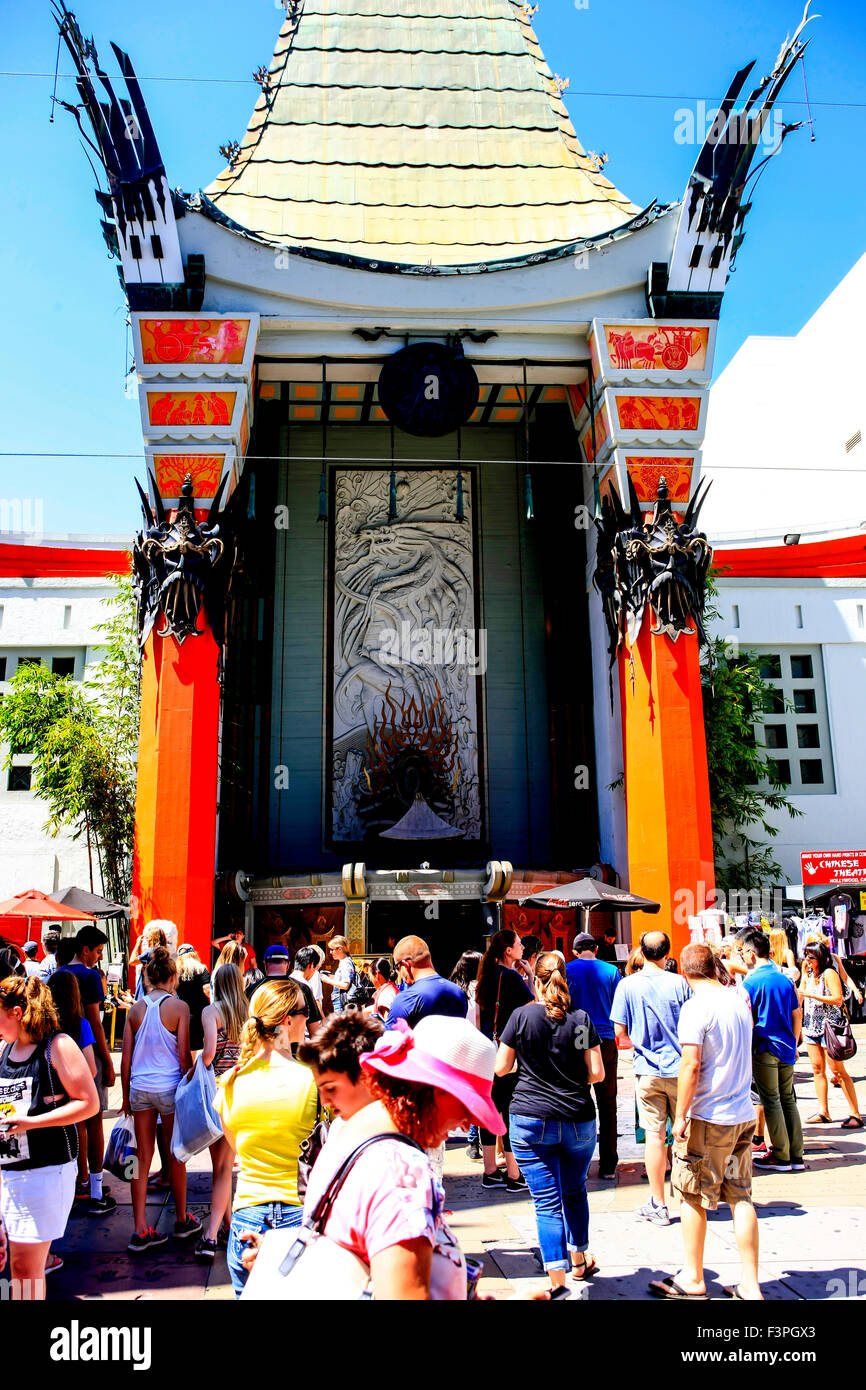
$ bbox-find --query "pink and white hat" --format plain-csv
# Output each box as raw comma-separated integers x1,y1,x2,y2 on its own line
360,1016,506,1136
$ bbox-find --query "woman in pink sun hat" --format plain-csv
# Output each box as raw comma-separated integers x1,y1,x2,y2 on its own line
299,1015,505,1300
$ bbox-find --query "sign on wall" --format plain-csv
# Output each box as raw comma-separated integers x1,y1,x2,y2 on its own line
800,850,866,886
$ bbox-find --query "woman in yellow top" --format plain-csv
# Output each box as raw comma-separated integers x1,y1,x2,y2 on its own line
214,978,316,1297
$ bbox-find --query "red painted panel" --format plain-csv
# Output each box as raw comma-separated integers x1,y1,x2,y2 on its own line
0,543,129,579
715,535,866,578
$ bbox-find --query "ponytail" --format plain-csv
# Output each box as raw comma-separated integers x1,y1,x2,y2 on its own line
0,974,59,1042
533,952,571,1023
222,979,301,1101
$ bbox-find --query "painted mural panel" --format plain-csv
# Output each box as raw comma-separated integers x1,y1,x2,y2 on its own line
330,468,482,843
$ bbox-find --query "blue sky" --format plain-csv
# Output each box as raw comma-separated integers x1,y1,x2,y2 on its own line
1,0,864,536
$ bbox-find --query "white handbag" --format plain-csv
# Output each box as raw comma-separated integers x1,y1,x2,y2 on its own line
240,1133,422,1301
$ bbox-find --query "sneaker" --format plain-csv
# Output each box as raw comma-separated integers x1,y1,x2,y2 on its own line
174,1212,203,1241
481,1170,507,1189
636,1200,671,1226
72,1181,90,1211
87,1192,117,1217
790,1161,807,1172
598,1169,618,1182
194,1236,218,1263
752,1155,792,1172
505,1174,528,1193
465,1136,482,1161
128,1226,169,1253
751,1138,769,1157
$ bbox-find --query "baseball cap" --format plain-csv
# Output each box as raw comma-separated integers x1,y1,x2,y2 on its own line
23,941,39,957
264,944,290,963
572,932,598,953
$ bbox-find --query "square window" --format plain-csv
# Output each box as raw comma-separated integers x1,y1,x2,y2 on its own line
52,657,75,678
7,765,32,791
800,759,824,784
18,656,41,669
0,657,5,681
759,654,782,679
767,758,791,785
793,689,817,713
761,689,785,714
764,724,788,749
797,724,820,749
790,654,813,679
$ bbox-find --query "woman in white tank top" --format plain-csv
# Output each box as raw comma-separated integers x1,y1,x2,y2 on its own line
120,947,200,1253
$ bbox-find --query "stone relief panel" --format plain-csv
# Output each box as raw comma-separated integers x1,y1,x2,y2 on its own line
330,468,482,842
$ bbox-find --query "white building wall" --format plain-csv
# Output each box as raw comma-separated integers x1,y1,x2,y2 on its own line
712,575,866,884
702,252,866,542
0,567,126,902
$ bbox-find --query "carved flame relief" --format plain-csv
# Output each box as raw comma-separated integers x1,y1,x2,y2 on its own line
365,682,458,797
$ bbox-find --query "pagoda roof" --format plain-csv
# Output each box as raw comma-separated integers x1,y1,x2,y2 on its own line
202,0,640,269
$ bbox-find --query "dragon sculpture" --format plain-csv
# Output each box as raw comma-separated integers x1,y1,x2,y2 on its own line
593,475,713,663
132,472,246,648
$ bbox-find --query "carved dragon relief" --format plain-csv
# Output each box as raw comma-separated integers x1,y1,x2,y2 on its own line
593,474,713,663
132,472,245,648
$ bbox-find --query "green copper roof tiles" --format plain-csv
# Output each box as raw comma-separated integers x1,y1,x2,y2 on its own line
203,0,639,266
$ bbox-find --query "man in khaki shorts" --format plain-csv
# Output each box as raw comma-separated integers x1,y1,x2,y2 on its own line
611,931,691,1225
649,943,762,1301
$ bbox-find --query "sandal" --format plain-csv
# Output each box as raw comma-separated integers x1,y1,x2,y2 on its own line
45,1254,64,1274
648,1276,708,1300
571,1254,598,1279
805,1113,832,1124
840,1116,864,1129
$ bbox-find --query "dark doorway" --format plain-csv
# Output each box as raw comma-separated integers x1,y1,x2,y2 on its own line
368,900,489,979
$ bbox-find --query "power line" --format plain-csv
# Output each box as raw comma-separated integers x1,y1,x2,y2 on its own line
1,452,865,475
2,70,865,109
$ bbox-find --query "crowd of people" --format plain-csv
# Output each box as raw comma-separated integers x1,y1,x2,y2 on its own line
0,911,861,1301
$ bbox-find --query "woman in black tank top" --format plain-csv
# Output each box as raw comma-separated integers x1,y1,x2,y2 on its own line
0,975,99,1299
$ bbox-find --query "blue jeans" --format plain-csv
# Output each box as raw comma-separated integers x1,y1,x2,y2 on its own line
227,1201,304,1298
509,1115,597,1271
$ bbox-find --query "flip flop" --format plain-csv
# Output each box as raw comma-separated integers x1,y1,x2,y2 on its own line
648,1276,709,1300
806,1114,832,1124
723,1284,746,1300
839,1116,864,1129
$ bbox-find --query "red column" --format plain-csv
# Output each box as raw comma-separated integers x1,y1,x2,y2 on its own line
620,620,715,960
131,625,220,961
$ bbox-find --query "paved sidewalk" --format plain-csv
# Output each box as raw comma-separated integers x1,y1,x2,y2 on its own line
44,1028,866,1301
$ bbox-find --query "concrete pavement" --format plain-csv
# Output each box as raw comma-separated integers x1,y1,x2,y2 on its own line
42,1026,866,1301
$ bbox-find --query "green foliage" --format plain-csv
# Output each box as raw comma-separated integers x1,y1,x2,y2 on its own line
701,570,801,890
0,573,139,903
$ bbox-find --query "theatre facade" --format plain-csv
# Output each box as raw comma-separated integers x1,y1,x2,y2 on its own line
54,0,815,969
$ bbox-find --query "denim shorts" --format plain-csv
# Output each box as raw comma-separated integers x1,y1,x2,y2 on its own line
129,1086,177,1116
228,1201,304,1298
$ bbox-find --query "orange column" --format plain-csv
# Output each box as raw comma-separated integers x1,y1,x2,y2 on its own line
620,620,715,960
131,625,221,962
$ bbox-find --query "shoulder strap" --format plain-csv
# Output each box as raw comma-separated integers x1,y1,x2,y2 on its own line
310,1133,422,1233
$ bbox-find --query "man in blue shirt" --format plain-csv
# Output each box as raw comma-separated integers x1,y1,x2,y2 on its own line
611,931,692,1224
739,930,804,1172
566,931,622,1179
387,935,468,1027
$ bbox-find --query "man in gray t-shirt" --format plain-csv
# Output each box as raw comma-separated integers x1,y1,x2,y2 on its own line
649,943,760,1303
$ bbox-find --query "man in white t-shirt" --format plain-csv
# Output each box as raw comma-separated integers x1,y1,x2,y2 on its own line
649,943,762,1302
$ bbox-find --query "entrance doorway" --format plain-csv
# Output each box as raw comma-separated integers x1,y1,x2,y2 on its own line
368,900,490,979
